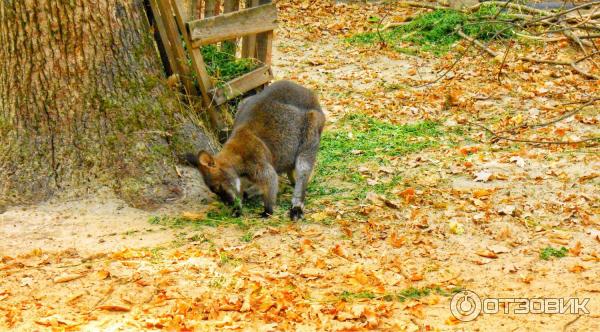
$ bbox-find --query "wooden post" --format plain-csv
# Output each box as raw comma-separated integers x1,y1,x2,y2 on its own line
170,0,223,132
144,0,173,76
173,0,199,22
256,0,272,65
204,0,218,17
241,0,259,58
154,0,198,95
222,0,240,55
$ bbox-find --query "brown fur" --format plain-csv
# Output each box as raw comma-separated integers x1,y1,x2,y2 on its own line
187,80,325,220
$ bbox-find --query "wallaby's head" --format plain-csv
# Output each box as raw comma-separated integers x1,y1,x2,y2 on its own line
195,151,242,211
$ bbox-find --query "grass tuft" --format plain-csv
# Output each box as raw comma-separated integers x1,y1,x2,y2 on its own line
540,246,568,260
200,45,259,86
348,6,514,55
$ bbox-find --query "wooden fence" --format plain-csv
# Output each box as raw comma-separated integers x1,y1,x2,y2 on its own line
147,0,276,132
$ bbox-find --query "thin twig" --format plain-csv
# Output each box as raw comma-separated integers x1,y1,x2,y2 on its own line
563,315,582,332
468,121,599,145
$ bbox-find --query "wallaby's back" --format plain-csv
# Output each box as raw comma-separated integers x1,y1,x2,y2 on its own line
231,80,323,172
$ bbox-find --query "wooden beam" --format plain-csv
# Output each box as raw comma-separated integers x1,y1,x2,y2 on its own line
154,0,198,95
210,66,273,106
188,3,277,48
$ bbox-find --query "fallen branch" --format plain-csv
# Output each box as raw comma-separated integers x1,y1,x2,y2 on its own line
468,121,600,146
457,28,600,79
495,98,600,135
468,1,551,16
394,1,446,11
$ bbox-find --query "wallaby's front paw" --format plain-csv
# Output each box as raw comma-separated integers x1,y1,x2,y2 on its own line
289,206,304,221
260,210,273,218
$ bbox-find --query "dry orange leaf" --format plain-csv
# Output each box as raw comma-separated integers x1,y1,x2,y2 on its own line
331,244,345,257
389,232,406,248
97,305,130,312
569,241,582,256
54,273,84,283
399,187,415,204
569,265,586,273
97,270,110,280
476,250,498,259
409,273,424,282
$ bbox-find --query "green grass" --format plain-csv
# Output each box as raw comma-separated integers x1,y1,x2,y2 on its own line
540,246,568,260
149,114,445,227
347,6,515,55
340,287,463,302
308,114,442,203
200,45,259,86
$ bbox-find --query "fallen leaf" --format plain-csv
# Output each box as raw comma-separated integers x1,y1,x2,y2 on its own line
97,305,130,312
474,170,492,182
409,273,424,281
449,220,465,235
509,156,526,168
389,232,406,248
476,250,498,259
569,241,582,256
569,265,585,273
54,273,84,283
488,245,510,254
399,187,415,204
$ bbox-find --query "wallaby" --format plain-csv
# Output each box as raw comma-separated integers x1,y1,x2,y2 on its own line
186,80,326,220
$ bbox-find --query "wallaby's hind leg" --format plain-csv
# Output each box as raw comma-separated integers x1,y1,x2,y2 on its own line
290,110,325,221
287,170,296,186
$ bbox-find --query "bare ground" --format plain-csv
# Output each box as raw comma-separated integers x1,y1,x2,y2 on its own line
1,1,599,331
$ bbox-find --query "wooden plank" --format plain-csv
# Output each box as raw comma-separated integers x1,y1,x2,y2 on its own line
222,0,240,55
155,0,198,95
173,0,194,22
261,30,273,65
188,3,277,47
241,0,259,58
256,0,272,64
210,66,273,105
170,0,222,130
204,0,218,18
147,0,175,76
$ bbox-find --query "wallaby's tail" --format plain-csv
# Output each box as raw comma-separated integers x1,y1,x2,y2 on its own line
183,152,200,168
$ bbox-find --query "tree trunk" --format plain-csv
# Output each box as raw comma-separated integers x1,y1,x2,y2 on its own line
0,0,217,206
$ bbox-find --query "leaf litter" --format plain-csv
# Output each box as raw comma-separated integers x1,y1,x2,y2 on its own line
1,0,599,330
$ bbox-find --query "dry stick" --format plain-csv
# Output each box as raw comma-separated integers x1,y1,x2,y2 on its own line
568,0,600,69
456,29,600,79
394,1,446,11
468,1,551,16
563,315,582,332
495,98,600,135
497,40,514,82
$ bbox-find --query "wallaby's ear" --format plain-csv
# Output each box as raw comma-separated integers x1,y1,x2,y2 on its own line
198,150,215,168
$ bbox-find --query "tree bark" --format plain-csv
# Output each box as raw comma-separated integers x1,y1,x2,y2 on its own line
0,0,217,206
